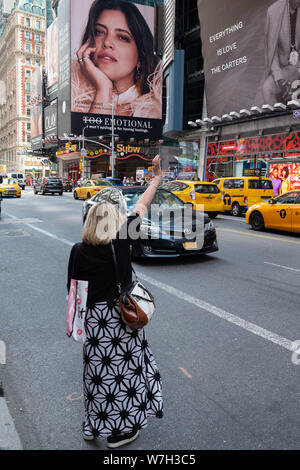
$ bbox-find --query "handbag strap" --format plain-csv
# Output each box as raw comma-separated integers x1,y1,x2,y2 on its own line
110,242,122,294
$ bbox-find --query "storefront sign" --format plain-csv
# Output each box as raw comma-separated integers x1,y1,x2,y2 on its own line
208,132,300,157
116,144,141,154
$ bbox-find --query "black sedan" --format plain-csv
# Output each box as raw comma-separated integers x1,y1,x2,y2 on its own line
82,186,219,259
62,179,73,192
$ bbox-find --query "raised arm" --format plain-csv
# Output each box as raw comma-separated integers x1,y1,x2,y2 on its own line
134,155,162,219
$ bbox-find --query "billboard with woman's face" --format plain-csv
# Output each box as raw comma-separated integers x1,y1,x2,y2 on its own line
46,19,58,95
70,0,162,140
31,67,43,150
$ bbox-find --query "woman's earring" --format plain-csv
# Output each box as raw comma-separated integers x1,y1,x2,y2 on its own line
136,65,142,80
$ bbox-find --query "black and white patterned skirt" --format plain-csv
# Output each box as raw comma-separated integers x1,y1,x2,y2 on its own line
83,299,163,437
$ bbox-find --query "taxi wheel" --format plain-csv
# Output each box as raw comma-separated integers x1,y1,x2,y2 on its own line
231,202,241,217
250,211,264,231
73,190,78,200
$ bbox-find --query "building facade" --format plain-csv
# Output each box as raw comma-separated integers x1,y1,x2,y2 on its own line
0,0,46,174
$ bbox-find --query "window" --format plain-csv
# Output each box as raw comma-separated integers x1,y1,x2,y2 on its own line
162,181,188,192
25,43,31,53
36,46,41,55
26,18,30,27
36,20,41,29
26,57,31,65
36,59,40,66
248,179,273,190
25,82,31,92
195,184,220,194
35,34,41,43
275,192,300,204
25,31,31,41
224,179,234,189
26,95,30,103
27,123,31,130
26,108,31,116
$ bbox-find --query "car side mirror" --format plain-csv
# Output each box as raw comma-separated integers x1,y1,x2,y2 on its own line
268,199,275,204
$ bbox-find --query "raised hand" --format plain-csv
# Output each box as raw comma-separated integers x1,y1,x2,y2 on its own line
77,41,113,110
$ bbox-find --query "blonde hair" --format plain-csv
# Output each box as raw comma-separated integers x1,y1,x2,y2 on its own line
82,202,126,246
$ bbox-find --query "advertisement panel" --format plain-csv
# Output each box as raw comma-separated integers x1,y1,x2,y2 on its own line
197,0,300,117
31,66,43,150
269,162,300,192
57,0,71,137
44,99,58,148
46,18,58,98
70,0,163,140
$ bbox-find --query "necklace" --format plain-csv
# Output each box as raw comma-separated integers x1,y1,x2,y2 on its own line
288,1,299,65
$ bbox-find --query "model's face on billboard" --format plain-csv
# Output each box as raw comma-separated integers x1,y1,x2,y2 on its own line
92,10,139,91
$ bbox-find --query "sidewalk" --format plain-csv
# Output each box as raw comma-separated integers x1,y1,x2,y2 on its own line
0,347,23,450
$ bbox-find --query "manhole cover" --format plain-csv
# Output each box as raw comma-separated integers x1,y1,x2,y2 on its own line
0,229,29,238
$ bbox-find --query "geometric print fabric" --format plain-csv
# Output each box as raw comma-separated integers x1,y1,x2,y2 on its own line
82,300,163,437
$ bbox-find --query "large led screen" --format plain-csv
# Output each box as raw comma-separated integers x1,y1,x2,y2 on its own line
198,0,300,117
70,0,163,140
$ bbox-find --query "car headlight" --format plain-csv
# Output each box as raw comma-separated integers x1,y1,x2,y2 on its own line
140,223,167,236
205,221,214,231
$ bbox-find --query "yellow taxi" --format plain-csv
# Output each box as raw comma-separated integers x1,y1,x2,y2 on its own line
162,180,224,218
246,190,300,233
213,177,274,216
0,178,21,198
73,180,113,200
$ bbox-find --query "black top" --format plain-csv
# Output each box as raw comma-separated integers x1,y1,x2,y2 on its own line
67,214,140,307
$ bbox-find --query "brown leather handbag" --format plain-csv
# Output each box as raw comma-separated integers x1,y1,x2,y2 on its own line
111,242,156,330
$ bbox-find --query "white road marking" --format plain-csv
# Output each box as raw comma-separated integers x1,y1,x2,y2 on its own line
137,272,297,353
0,340,6,364
0,398,23,449
3,212,298,354
264,262,300,273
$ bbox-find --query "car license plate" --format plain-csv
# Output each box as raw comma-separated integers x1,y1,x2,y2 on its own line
183,242,198,250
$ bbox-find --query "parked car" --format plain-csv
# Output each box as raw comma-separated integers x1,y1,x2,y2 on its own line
82,186,219,258
73,179,113,200
213,176,274,216
0,192,2,217
0,178,21,198
161,180,224,219
246,190,300,233
62,178,73,192
33,177,63,195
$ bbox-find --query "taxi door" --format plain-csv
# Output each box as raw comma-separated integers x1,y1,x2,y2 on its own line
291,195,300,233
264,194,295,231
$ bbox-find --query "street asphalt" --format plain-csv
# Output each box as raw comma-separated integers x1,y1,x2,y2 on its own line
0,187,300,450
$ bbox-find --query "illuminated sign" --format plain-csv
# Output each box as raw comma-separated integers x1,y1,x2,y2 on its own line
116,144,141,154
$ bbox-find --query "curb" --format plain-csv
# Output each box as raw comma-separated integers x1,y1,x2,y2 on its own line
0,382,23,450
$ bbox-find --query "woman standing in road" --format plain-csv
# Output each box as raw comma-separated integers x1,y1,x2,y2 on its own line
67,155,163,449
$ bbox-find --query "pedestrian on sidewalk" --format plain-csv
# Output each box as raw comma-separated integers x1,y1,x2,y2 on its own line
67,155,163,449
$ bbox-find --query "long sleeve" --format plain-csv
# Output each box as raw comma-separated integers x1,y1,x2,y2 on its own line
67,245,76,292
